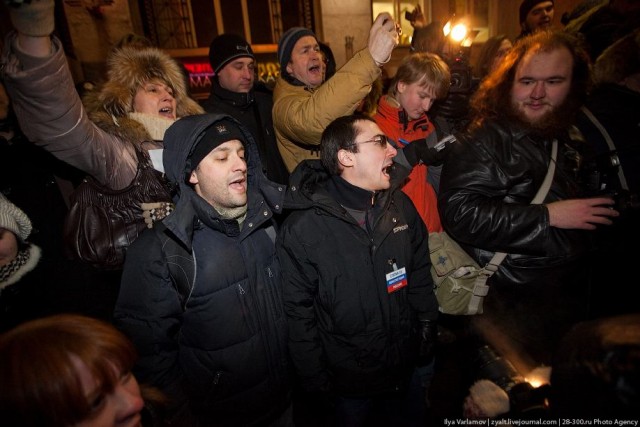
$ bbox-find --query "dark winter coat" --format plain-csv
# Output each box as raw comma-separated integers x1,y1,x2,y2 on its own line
276,160,437,397
439,120,595,364
575,83,640,318
114,114,290,426
203,79,289,185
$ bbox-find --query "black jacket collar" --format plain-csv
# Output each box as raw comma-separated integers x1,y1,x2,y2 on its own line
207,79,254,109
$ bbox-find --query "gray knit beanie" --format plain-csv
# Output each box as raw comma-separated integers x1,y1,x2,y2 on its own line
0,194,32,242
277,27,317,79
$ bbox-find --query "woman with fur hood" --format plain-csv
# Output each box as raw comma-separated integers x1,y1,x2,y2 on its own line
1,0,203,267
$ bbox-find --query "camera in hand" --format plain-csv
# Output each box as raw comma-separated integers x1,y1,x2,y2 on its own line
583,149,639,214
429,43,479,135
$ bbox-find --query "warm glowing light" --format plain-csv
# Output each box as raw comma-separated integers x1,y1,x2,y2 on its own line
450,23,468,42
442,21,451,37
525,366,552,388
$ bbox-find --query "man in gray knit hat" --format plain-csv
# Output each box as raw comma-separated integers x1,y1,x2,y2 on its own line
272,14,402,173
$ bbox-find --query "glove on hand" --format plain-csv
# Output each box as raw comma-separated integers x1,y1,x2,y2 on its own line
7,0,55,37
417,319,437,365
401,138,448,167
368,13,399,66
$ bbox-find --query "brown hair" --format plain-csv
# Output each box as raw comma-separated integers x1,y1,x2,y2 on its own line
0,314,137,426
388,52,451,100
468,30,591,131
474,34,511,80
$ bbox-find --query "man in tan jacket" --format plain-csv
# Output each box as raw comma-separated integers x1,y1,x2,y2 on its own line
273,14,400,173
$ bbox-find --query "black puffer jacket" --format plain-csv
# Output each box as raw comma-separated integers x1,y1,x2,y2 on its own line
277,160,437,397
438,120,594,364
114,114,290,426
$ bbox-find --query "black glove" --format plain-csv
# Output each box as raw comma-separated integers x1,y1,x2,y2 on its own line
401,138,449,167
417,319,437,365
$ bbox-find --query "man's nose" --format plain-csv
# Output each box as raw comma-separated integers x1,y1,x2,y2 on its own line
234,154,248,171
531,81,545,99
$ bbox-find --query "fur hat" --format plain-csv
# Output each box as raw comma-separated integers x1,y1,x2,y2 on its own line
277,27,316,79
96,46,203,119
519,0,554,25
209,34,255,73
0,194,32,242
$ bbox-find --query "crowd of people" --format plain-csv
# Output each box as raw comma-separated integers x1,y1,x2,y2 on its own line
1,0,639,425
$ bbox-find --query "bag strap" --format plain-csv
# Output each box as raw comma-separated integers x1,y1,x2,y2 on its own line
580,106,629,191
466,139,558,314
155,222,195,312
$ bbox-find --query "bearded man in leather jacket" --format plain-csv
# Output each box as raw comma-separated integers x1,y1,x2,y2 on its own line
438,30,619,368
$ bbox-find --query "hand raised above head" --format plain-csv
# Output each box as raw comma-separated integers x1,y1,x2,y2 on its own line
406,4,426,29
7,0,55,37
368,12,400,66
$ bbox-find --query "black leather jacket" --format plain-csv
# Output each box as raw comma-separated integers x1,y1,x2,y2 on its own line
438,120,595,364
439,120,593,285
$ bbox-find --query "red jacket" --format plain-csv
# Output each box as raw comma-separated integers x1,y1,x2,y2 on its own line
374,95,442,233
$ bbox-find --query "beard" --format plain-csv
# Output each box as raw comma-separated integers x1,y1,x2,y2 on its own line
506,96,581,138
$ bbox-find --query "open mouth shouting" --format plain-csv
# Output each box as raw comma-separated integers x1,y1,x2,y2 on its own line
159,106,175,120
229,175,247,193
382,161,394,179
308,63,322,77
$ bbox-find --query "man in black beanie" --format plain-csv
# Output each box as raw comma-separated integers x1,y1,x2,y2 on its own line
518,0,555,39
115,114,293,426
203,33,289,185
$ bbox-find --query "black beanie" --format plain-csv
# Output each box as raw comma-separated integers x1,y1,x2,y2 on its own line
187,119,246,177
277,27,316,78
208,34,255,73
519,0,554,25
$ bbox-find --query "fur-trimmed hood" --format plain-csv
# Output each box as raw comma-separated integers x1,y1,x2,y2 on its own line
82,46,204,142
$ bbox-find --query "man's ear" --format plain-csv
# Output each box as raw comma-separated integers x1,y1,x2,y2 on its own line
338,148,355,168
188,170,199,185
286,62,294,75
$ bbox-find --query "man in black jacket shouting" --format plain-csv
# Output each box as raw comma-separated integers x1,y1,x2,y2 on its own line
114,114,291,426
277,114,438,426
